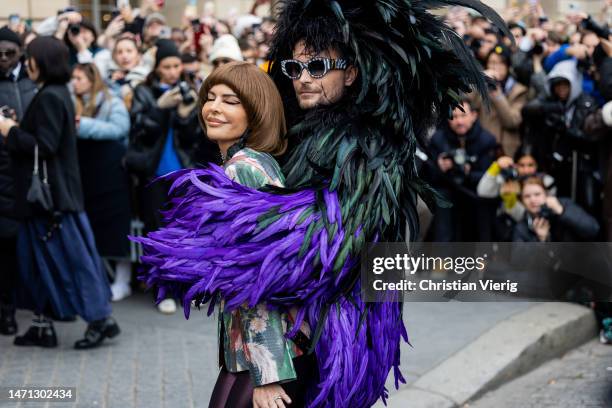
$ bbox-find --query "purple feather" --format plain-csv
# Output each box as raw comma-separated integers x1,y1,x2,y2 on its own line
133,166,408,407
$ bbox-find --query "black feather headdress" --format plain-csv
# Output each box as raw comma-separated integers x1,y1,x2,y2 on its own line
269,0,509,140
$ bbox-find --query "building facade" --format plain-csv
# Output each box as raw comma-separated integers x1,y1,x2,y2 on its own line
0,0,607,31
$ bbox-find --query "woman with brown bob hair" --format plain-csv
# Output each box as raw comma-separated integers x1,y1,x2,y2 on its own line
199,62,316,408
198,61,287,160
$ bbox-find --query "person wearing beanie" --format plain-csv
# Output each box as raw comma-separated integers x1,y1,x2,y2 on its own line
209,34,244,70
0,26,37,337
0,26,35,118
126,38,219,314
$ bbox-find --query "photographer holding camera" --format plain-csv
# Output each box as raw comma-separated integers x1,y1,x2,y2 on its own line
425,98,497,241
513,176,599,242
478,152,556,240
471,44,528,158
522,60,599,214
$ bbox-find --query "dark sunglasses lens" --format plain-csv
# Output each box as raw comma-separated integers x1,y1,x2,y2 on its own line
284,61,303,78
0,50,17,58
307,59,326,77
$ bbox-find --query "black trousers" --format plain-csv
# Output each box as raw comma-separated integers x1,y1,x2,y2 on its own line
208,353,319,408
0,235,18,309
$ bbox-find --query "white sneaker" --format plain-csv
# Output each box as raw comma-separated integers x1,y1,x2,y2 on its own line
110,282,132,302
157,298,177,314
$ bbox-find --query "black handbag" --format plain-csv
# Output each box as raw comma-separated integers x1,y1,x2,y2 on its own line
26,144,54,213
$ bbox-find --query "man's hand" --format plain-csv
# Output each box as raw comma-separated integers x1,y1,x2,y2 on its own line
156,87,182,109
545,196,564,215
253,383,292,408
532,217,550,242
0,118,17,138
177,90,198,118
437,154,454,173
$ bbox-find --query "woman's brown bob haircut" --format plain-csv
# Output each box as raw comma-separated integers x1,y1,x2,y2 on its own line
198,61,287,156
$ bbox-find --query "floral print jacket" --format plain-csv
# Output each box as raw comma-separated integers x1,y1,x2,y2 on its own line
220,147,311,387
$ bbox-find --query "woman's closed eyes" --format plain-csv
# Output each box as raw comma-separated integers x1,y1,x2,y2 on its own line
207,94,241,105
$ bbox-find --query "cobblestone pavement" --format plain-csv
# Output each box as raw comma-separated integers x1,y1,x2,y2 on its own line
468,339,612,408
0,294,533,408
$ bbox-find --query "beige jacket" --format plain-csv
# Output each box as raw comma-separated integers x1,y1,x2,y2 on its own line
472,81,529,158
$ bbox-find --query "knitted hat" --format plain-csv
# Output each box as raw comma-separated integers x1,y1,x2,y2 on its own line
208,34,243,63
155,39,180,67
0,26,22,47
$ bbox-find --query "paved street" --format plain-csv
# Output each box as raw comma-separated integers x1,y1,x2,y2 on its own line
1,294,535,407
468,339,612,408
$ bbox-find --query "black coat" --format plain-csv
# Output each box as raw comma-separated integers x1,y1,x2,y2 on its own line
6,84,83,219
598,57,612,102
426,120,497,190
125,79,218,178
512,198,600,242
522,92,599,167
0,64,37,236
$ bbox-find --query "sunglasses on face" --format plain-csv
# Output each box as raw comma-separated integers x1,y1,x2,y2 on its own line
0,50,17,59
280,57,347,79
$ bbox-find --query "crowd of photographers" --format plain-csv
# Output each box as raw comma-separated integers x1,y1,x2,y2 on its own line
422,2,612,246
0,0,611,344
0,0,274,340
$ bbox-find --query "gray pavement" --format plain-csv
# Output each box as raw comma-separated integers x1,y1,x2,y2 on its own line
0,294,535,407
468,339,612,408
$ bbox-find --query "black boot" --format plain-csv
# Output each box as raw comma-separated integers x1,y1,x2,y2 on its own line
74,316,120,350
0,305,17,335
14,317,57,348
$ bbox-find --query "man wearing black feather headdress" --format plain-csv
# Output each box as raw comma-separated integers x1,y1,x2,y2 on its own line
137,0,509,407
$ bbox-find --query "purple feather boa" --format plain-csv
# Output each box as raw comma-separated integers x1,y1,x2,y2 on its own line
133,165,407,407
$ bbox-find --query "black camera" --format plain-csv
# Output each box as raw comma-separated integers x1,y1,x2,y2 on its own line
178,81,194,105
500,166,519,181
443,148,477,167
441,148,477,185
68,23,81,36
537,204,554,220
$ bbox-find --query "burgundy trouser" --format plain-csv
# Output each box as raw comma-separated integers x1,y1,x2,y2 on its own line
208,353,318,408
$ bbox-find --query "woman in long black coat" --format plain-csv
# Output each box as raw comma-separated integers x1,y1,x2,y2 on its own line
0,37,120,349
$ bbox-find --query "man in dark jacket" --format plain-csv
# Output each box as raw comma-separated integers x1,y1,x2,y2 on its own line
522,59,599,215
425,98,497,241
0,26,36,335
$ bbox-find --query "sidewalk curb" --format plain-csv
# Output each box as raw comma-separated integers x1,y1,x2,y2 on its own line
381,302,598,408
